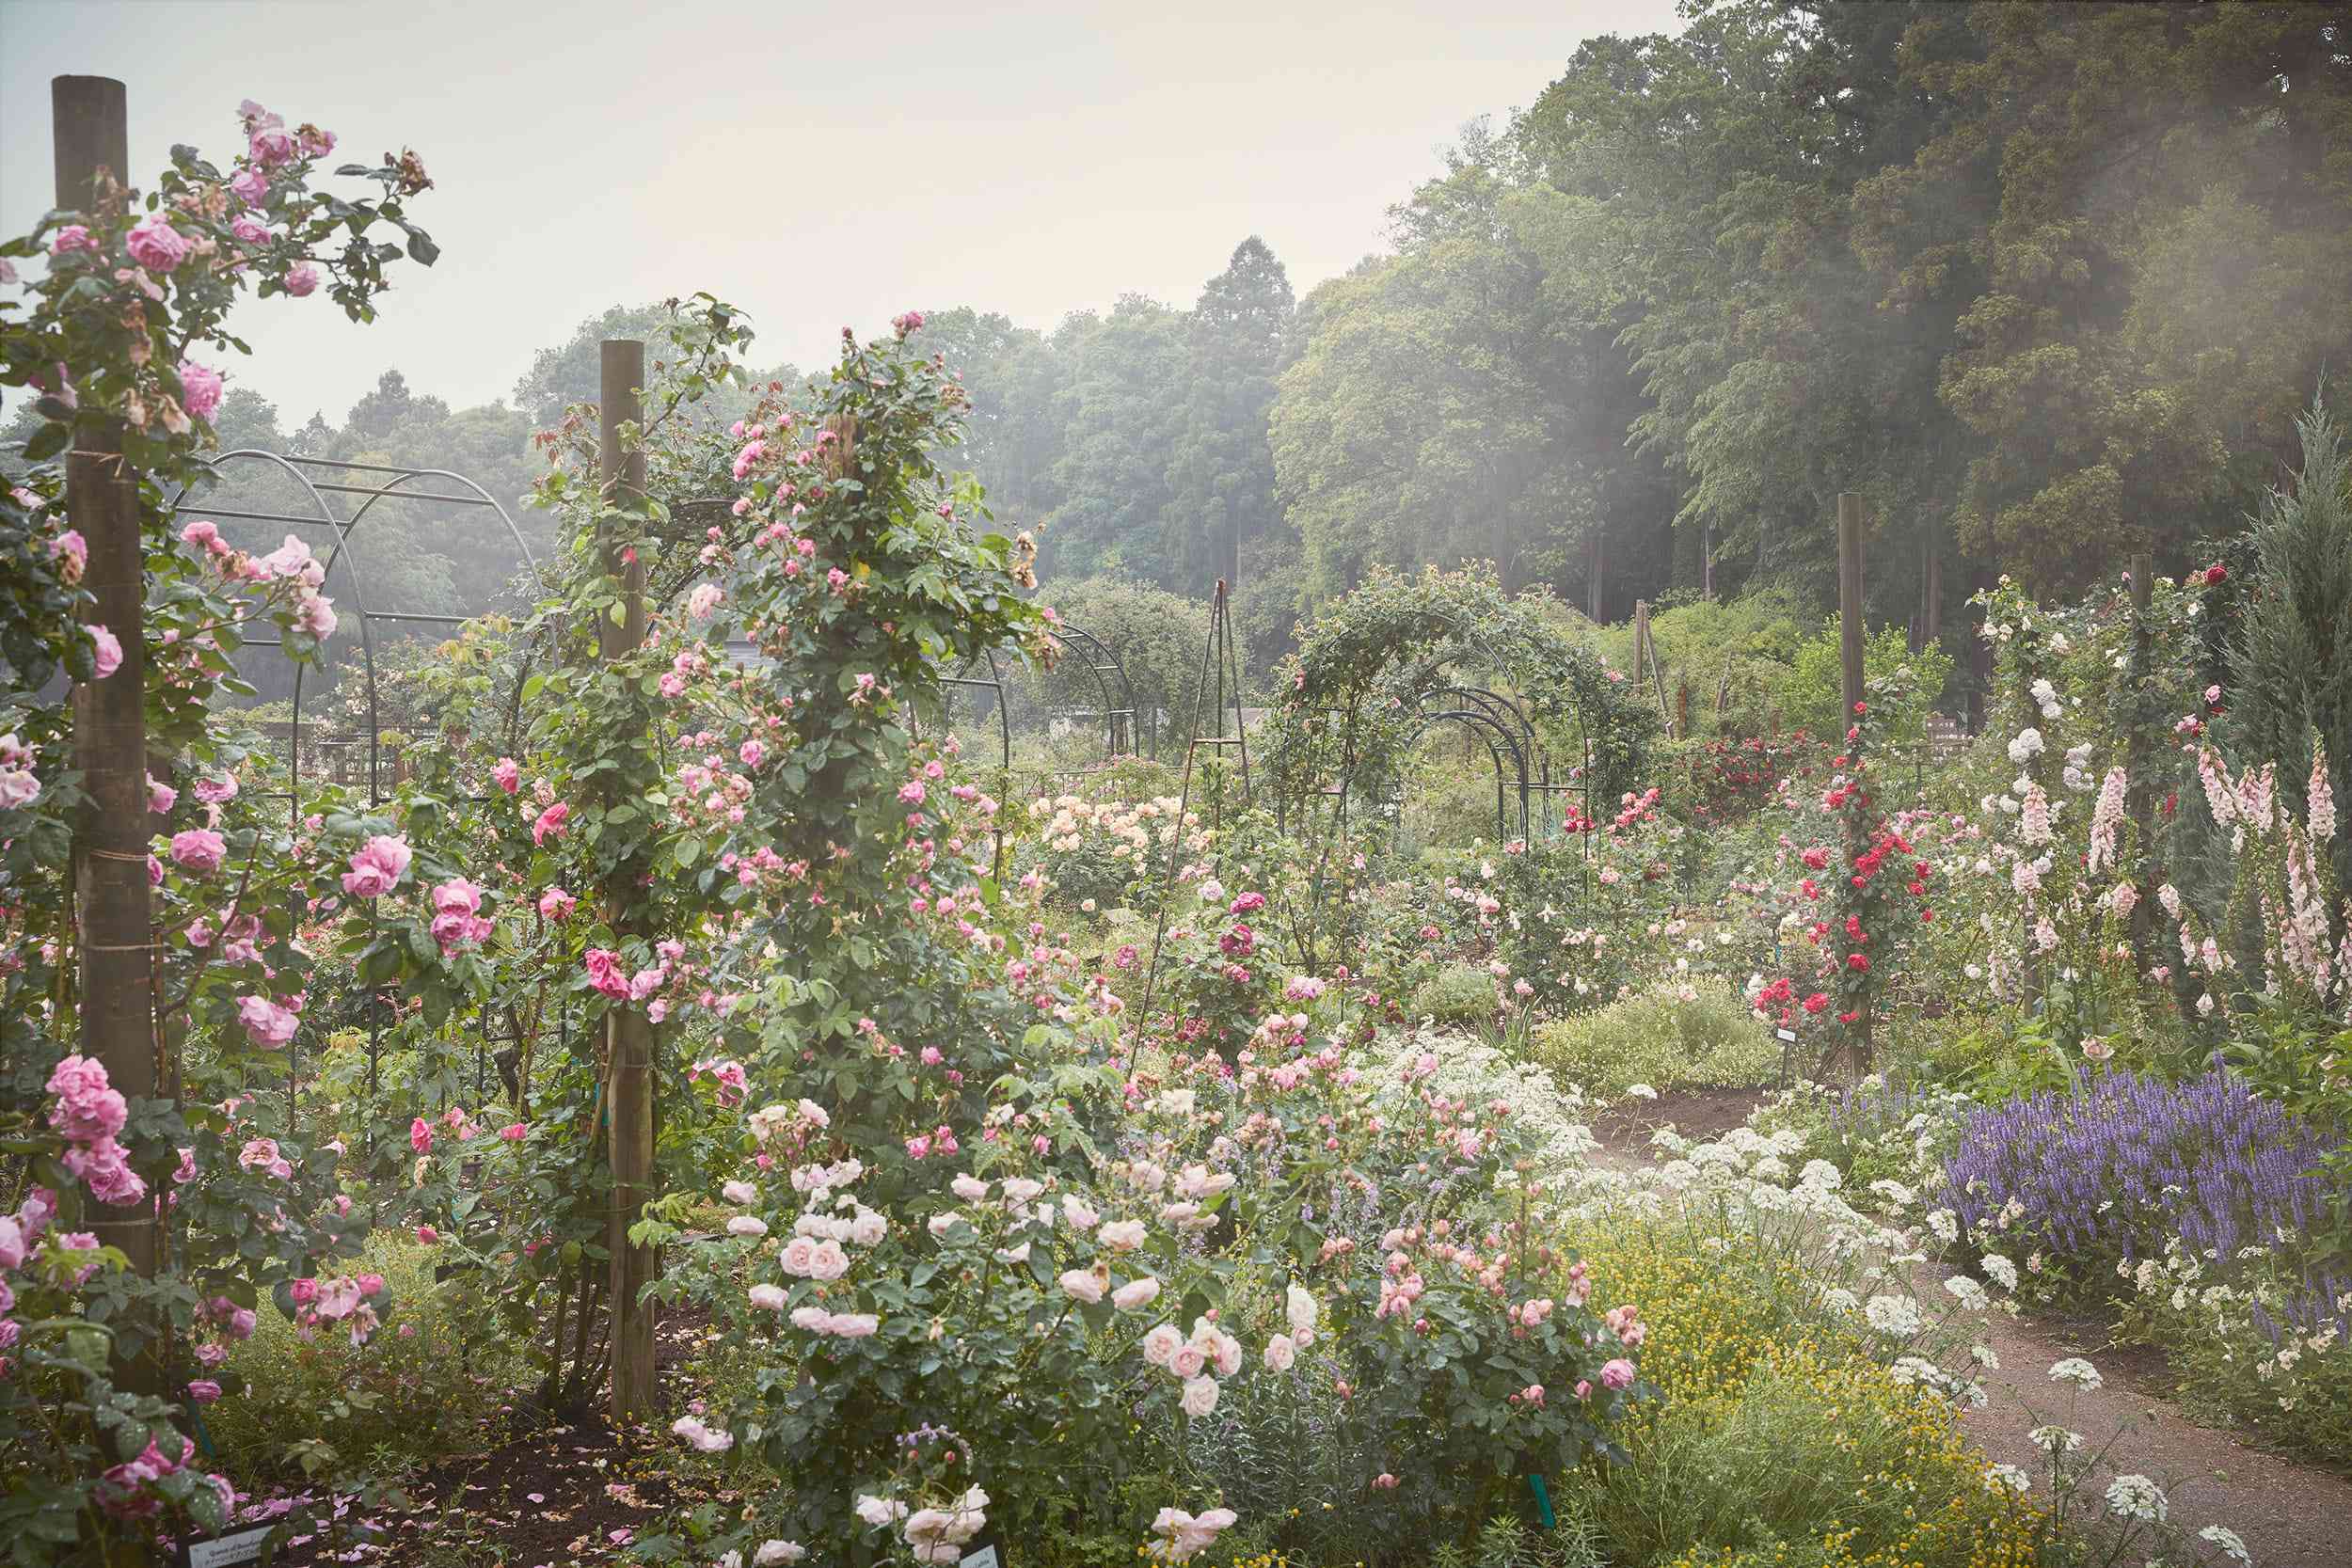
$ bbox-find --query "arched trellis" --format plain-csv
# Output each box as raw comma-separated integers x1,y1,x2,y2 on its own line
167,451,548,1124
167,451,545,822
1043,622,1150,762
1383,705,1531,844
1264,565,1659,845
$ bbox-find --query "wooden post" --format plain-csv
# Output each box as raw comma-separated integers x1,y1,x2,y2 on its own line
1588,528,1605,622
57,75,162,1401
1837,495,1865,723
2125,552,2156,972
1923,518,1942,649
598,340,658,1425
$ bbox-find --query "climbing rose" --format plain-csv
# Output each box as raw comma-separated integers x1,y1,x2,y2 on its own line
340,834,412,897
87,625,123,679
169,829,227,874
177,360,225,422
234,995,299,1048
124,215,189,272
532,801,569,845
491,757,520,794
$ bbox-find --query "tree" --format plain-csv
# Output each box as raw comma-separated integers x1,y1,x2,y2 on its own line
1039,296,1193,584
2227,394,2352,895
1164,237,1295,598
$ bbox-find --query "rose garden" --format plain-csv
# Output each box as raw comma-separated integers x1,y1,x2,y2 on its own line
6,67,2352,1568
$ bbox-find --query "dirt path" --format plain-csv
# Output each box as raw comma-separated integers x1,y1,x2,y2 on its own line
1582,1088,2352,1568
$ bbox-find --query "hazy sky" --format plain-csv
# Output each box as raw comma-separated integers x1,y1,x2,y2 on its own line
3,0,1682,428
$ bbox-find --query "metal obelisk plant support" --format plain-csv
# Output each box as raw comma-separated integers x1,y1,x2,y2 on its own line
1132,578,1251,1046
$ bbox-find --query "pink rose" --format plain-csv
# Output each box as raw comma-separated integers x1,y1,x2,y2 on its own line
87,625,124,680
177,359,224,423
186,1379,222,1404
538,886,577,921
491,757,520,794
125,215,190,272
583,947,629,1000
1599,1357,1635,1391
532,801,569,846
147,774,177,814
281,263,321,298
169,829,228,874
499,1123,527,1143
288,1277,319,1307
410,1117,433,1154
229,168,269,206
340,833,412,897
415,1225,439,1245
234,995,298,1049
51,225,101,257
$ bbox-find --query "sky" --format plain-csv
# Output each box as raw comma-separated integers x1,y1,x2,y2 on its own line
2,0,1683,428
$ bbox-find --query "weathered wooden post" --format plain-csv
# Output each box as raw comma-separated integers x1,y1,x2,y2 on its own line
1837,493,1866,723
57,74,162,1396
2125,552,2156,971
597,340,658,1424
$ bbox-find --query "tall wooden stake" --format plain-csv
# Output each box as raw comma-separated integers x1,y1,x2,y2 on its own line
2124,552,2156,971
58,74,161,1400
598,340,658,1425
1837,494,1866,723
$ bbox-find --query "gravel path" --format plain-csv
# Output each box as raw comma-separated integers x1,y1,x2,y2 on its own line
1581,1087,2352,1568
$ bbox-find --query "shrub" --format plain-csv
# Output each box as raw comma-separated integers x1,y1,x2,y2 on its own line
1526,976,1772,1098
1940,1069,2341,1300
2117,1238,2352,1469
1412,962,1500,1031
204,1232,527,1478
1585,1346,2044,1568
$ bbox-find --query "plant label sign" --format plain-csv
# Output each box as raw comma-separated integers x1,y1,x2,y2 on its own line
1774,1027,1798,1043
961,1538,1006,1568
176,1524,275,1568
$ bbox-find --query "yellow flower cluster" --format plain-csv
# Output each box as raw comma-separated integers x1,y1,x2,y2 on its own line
1567,1217,2046,1568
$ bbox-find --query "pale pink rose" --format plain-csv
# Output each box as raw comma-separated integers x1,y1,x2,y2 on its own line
1112,1277,1161,1311
234,995,298,1048
169,829,228,874
1179,1375,1219,1418
1057,1269,1105,1305
125,216,190,272
176,359,224,422
87,625,123,680
1168,1341,1206,1379
1140,1323,1184,1367
340,834,412,897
